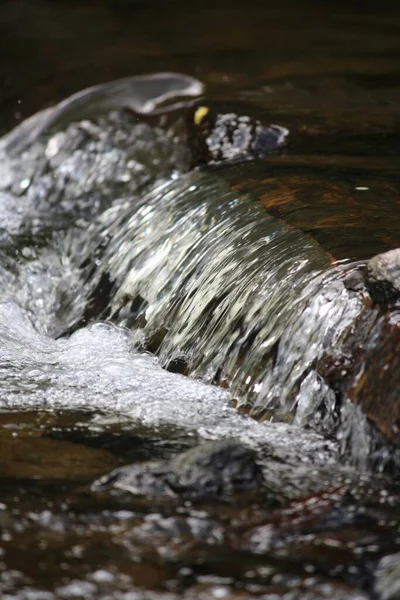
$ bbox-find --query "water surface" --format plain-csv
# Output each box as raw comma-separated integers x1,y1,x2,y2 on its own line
1,2,400,599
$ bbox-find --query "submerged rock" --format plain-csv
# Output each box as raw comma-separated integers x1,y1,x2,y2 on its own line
92,439,263,500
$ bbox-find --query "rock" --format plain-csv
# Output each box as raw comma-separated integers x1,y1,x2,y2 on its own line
91,439,264,500
365,248,400,303
187,102,288,166
316,304,400,473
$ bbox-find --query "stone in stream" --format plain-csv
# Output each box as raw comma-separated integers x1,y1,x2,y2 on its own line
91,439,264,500
365,248,400,304
187,102,288,166
281,249,400,475
315,298,400,474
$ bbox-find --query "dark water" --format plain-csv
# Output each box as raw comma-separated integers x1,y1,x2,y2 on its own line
1,0,400,260
1,1,400,599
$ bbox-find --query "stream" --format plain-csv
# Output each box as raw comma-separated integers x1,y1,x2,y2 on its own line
1,2,400,599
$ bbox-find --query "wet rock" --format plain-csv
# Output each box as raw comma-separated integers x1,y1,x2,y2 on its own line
92,439,263,500
341,309,400,449
187,102,288,166
365,248,400,303
339,399,400,476
316,304,400,473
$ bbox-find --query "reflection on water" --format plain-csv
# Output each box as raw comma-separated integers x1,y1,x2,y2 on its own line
2,0,400,259
1,1,400,598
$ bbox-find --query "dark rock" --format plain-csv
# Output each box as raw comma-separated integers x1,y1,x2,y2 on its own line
186,102,288,166
91,439,263,500
316,304,400,474
345,312,400,448
365,248,400,303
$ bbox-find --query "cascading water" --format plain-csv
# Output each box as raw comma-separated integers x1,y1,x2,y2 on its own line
0,73,348,458
60,169,363,428
0,73,400,600
0,74,386,456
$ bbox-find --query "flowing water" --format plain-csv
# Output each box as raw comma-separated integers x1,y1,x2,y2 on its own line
1,2,400,599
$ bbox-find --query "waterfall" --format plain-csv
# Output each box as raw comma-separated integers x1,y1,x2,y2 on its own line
0,74,391,471
61,169,363,427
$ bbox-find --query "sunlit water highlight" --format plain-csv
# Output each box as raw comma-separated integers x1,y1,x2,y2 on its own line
60,169,363,428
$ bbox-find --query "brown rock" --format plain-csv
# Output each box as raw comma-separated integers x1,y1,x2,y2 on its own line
317,305,400,452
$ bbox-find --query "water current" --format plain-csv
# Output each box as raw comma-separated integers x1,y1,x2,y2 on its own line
1,2,400,599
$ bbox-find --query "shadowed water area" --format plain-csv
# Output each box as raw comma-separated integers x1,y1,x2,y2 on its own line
1,1,400,599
